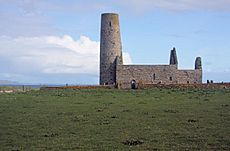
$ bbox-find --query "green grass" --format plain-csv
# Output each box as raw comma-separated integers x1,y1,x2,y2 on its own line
0,88,229,150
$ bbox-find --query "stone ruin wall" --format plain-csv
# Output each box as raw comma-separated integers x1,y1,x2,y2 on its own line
99,13,203,89
116,65,202,89
176,69,202,84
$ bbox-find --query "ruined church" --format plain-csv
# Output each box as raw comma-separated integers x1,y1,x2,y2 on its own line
100,13,202,89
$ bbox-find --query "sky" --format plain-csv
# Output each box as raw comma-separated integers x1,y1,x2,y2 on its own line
0,0,230,84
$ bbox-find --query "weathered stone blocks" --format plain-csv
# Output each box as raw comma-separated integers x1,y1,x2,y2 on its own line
100,13,123,85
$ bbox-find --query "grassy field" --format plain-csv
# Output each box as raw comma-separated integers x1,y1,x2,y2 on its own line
0,88,229,150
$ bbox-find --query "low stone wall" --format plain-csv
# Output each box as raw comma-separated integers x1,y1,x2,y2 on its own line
40,83,230,90
0,90,15,93
40,85,113,90
139,83,230,89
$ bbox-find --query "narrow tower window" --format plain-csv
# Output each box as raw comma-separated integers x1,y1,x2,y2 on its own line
169,77,172,81
109,21,111,27
153,73,156,80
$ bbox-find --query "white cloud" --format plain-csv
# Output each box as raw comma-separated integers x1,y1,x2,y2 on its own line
114,0,230,12
0,35,132,81
0,35,100,75
0,0,55,37
46,35,98,56
123,52,132,64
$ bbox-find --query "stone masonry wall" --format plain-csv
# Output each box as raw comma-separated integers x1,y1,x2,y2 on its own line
100,13,123,85
176,70,202,84
116,65,202,89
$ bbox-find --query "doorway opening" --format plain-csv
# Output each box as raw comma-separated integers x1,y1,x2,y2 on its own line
131,79,137,89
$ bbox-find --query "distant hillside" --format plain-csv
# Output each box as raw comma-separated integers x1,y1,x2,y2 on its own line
0,80,19,85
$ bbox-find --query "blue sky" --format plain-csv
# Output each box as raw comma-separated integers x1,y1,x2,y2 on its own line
0,0,230,84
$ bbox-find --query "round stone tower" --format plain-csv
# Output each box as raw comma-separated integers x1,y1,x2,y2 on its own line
100,13,123,85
